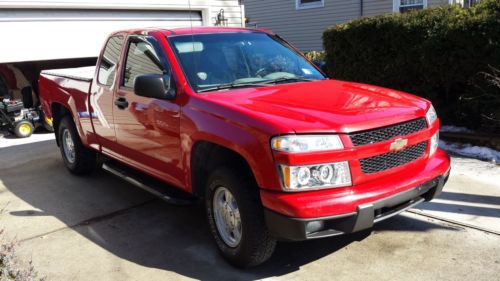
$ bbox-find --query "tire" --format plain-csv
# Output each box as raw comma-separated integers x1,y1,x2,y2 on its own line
206,167,276,268
0,75,8,98
42,120,55,132
58,116,96,175
40,111,54,132
13,120,34,138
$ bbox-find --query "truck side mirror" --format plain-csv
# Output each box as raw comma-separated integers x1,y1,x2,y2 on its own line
134,74,176,100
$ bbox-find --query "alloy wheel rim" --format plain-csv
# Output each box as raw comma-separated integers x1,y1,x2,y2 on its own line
62,129,76,164
213,186,242,247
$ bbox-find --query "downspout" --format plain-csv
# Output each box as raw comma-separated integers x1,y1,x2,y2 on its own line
240,1,245,27
360,0,364,17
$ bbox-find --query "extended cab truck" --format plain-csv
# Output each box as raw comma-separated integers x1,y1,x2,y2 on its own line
39,27,451,268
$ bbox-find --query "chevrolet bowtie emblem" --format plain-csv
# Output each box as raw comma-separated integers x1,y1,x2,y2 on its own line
390,138,408,151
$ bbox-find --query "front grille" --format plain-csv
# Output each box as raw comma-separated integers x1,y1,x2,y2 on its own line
350,118,427,146
360,141,428,174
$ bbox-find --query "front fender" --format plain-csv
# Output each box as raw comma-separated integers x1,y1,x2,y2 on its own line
181,100,283,192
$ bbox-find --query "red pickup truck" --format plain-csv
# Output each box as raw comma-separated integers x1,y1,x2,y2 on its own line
39,27,450,267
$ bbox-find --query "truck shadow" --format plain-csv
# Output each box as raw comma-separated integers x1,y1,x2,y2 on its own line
416,191,500,219
0,140,460,280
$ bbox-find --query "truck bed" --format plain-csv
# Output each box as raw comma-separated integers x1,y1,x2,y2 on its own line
40,66,95,82
39,66,96,146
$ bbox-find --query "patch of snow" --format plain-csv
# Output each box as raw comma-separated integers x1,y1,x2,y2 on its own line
448,157,500,187
440,125,474,133
439,140,500,163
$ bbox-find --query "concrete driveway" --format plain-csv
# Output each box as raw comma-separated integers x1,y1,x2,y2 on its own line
0,133,499,281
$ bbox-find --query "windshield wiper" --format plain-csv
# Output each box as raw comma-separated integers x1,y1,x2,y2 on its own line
197,77,320,93
261,77,318,84
197,82,269,93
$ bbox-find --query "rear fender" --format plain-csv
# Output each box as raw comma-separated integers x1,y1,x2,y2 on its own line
39,74,91,147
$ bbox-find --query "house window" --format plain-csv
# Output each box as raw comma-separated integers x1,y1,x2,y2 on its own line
296,0,324,10
394,0,428,12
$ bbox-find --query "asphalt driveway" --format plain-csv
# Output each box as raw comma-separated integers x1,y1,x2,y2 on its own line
0,133,499,281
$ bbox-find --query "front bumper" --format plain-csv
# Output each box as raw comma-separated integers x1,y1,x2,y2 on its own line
265,173,448,241
261,149,450,241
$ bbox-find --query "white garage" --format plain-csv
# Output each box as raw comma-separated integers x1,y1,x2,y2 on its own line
0,0,245,63
0,0,244,107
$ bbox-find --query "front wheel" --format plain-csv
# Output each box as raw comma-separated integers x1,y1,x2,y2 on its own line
58,116,96,175
206,167,276,268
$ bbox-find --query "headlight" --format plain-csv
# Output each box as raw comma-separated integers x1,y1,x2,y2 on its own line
279,161,351,191
271,135,343,153
426,105,437,125
430,131,439,156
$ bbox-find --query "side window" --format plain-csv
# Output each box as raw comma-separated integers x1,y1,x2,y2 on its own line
397,0,427,12
97,36,124,86
122,40,164,89
296,0,324,10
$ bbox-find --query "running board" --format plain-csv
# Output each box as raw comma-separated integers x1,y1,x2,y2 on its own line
102,161,196,206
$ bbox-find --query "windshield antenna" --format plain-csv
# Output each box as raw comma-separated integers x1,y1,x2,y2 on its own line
188,0,198,89
188,0,193,31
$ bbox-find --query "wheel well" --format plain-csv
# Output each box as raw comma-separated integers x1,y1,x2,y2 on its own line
51,103,71,146
0,74,8,97
191,141,257,198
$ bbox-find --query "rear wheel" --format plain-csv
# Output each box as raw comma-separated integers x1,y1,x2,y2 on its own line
58,116,96,175
13,120,34,138
0,75,8,98
206,167,276,268
40,111,54,132
43,120,55,132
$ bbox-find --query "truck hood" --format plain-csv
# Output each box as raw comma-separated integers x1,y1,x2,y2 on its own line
204,79,430,133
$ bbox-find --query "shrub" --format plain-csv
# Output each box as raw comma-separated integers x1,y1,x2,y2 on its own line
0,216,44,281
304,51,326,62
323,0,500,132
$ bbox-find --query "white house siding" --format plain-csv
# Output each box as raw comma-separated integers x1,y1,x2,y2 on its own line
211,0,245,27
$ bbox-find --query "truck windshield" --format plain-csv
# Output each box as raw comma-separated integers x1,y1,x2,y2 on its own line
168,32,326,93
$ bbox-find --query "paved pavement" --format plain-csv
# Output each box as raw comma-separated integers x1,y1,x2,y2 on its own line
0,133,499,281
0,130,55,148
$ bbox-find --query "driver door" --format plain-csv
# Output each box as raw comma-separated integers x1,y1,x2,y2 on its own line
113,35,183,187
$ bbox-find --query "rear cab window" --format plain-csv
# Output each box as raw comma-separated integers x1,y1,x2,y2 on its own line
97,35,124,86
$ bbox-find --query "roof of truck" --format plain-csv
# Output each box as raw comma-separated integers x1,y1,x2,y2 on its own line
112,26,272,37
164,27,269,35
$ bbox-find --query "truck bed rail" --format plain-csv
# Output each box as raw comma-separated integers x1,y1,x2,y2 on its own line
41,66,95,82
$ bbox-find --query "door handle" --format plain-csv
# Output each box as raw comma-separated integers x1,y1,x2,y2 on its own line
114,97,129,109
